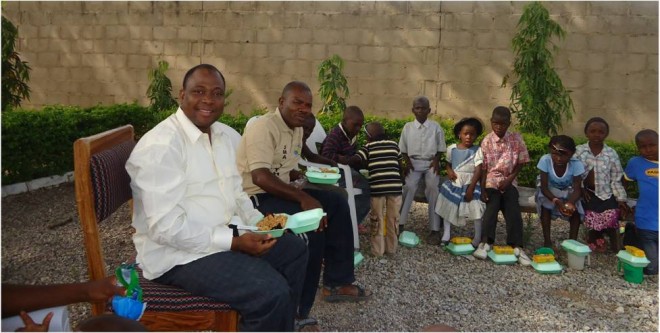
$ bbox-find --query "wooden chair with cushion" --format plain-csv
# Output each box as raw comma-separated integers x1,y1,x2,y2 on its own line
73,125,239,331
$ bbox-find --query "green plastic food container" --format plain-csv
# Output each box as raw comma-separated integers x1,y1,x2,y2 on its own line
399,231,420,248
616,249,651,268
286,208,325,234
561,239,592,270
531,261,563,274
354,251,364,267
252,209,325,237
619,261,645,284
446,243,475,256
487,251,518,265
305,166,341,185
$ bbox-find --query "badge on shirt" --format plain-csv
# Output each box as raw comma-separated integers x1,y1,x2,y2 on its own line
646,168,658,178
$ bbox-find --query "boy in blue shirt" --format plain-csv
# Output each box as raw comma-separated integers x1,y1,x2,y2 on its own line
624,129,658,275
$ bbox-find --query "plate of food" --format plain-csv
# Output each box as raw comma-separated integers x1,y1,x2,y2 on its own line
249,209,326,237
305,166,341,184
252,213,289,237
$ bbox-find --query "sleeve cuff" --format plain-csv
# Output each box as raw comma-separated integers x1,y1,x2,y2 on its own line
248,162,272,171
209,227,234,252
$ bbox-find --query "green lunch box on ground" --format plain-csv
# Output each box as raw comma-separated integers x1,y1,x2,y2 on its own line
531,247,563,274
561,239,592,270
399,231,420,248
616,249,650,284
531,261,563,274
488,251,518,265
446,243,475,256
353,251,364,267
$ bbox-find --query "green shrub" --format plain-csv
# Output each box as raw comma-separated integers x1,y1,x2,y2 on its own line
1,104,640,199
2,104,157,184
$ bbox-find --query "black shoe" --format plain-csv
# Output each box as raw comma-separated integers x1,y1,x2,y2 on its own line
426,231,441,246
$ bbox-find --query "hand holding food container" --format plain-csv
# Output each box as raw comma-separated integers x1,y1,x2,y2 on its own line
236,208,327,238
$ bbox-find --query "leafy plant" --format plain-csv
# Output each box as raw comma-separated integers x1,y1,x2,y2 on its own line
146,60,178,112
502,2,574,136
2,15,31,111
317,54,349,114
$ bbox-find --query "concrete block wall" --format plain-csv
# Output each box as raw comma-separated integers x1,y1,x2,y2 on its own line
3,1,657,141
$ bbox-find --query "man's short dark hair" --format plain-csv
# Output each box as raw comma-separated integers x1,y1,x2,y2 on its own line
281,81,311,98
635,129,659,144
583,116,609,134
491,106,511,121
343,105,364,120
182,64,226,89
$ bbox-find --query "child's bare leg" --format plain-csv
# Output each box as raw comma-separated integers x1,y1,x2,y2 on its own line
541,208,552,247
472,219,482,248
569,213,580,240
607,227,620,252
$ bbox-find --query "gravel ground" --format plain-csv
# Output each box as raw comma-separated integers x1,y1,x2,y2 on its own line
2,182,658,331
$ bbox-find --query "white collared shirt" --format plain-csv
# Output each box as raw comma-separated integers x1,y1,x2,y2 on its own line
399,119,447,160
126,108,262,279
338,123,357,145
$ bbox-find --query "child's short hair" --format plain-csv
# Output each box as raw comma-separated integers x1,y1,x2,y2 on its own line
491,106,511,121
453,117,484,139
635,129,658,144
548,135,576,153
584,117,610,134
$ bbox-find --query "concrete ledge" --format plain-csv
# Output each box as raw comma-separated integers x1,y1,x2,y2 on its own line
2,171,74,197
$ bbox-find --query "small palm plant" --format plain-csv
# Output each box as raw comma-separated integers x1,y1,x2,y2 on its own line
317,54,349,114
147,60,178,112
502,2,575,136
2,16,31,111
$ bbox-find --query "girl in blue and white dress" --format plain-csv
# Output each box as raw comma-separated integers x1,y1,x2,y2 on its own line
435,117,486,248
535,135,585,248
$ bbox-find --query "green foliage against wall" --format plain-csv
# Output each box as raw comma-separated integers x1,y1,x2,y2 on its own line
146,60,178,112
2,15,31,111
503,2,575,136
317,55,349,115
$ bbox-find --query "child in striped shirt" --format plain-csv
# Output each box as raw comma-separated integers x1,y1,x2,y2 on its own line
356,122,404,256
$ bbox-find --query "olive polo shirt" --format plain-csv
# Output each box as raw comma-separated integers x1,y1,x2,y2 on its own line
236,108,304,195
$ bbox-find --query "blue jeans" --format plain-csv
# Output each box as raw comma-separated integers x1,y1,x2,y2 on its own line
637,229,658,275
154,233,308,331
252,188,356,318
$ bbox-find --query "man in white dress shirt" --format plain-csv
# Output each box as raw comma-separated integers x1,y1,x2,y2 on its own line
125,64,308,331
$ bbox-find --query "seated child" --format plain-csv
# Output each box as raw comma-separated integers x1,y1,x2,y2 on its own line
472,106,531,265
535,135,585,248
355,122,404,256
624,129,658,275
435,117,486,248
575,117,628,252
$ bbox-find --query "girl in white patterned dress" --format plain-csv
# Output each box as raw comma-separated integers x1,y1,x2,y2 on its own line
435,118,486,247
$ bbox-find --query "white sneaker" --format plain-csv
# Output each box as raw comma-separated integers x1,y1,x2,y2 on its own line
514,247,531,266
473,243,490,260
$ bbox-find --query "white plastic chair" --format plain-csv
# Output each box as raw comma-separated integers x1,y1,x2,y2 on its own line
299,160,363,249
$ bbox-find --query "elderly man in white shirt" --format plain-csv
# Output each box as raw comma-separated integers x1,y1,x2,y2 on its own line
399,96,447,245
125,64,308,332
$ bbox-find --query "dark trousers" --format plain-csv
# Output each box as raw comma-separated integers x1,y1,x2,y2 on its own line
637,229,658,275
154,233,308,332
482,187,524,247
252,188,355,318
